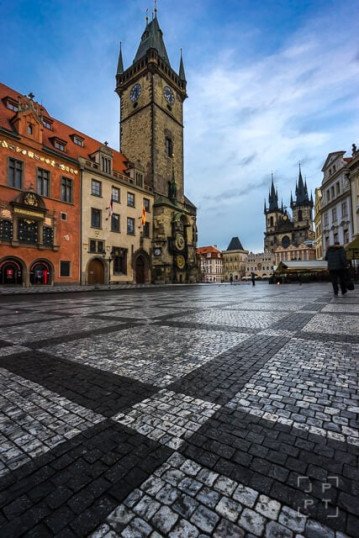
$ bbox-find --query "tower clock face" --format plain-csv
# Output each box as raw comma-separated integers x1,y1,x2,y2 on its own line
163,86,175,105
175,233,185,251
130,83,141,102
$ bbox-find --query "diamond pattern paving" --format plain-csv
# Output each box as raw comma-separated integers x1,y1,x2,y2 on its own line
0,282,357,537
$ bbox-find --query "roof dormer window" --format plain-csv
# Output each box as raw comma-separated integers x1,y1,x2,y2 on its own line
42,117,52,130
52,138,67,152
71,134,84,147
4,98,19,112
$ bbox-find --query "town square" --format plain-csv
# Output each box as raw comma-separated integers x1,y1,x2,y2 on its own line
0,283,358,536
0,0,359,536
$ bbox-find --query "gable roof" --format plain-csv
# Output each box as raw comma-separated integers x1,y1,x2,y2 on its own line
0,82,128,173
133,16,170,66
227,237,244,251
197,246,221,255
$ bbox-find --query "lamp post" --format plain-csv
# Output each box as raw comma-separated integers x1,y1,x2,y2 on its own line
102,250,114,286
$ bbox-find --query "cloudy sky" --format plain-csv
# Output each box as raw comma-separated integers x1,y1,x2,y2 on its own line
1,0,358,251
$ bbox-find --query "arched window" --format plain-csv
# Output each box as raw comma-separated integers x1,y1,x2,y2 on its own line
298,209,303,221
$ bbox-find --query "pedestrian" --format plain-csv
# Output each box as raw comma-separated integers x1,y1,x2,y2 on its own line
251,272,256,286
325,241,348,296
230,275,233,285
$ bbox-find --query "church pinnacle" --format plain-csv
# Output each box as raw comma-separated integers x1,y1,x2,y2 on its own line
133,9,170,65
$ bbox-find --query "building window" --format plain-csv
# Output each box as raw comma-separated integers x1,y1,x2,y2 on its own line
18,219,38,244
165,137,173,157
8,158,23,189
143,198,150,212
61,177,73,203
341,201,348,218
54,139,66,151
43,118,52,129
331,186,335,198
6,99,18,112
332,207,337,222
73,135,84,147
60,261,71,277
91,208,101,228
111,213,120,232
336,182,340,195
113,249,127,275
101,156,111,174
334,233,338,243
344,229,349,243
61,212,67,221
324,212,329,227
111,187,120,203
143,222,150,238
43,227,54,246
91,179,102,197
127,217,135,235
37,169,50,197
27,124,33,135
89,239,104,253
127,192,135,207
0,220,13,242
135,172,143,187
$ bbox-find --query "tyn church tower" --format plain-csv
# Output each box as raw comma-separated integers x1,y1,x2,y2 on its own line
264,167,314,252
115,12,198,283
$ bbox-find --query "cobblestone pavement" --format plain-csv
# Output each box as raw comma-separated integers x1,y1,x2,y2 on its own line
0,283,358,537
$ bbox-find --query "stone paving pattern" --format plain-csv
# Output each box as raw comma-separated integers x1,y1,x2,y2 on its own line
0,283,358,537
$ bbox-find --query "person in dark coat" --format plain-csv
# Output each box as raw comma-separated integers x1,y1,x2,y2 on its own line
325,241,348,296
251,272,256,286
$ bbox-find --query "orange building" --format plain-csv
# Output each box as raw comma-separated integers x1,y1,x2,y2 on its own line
0,83,83,286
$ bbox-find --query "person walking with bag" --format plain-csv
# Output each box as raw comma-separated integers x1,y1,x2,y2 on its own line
325,241,348,296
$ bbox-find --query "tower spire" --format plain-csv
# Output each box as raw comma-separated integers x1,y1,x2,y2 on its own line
268,173,279,211
116,42,124,75
133,7,170,65
179,48,186,81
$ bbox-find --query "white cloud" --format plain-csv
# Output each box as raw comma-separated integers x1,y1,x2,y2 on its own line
185,12,359,251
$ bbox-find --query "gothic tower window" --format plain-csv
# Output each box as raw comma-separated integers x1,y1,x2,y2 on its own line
298,209,302,221
270,216,274,227
165,137,173,158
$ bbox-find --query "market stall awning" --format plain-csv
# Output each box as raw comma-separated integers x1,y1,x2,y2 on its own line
275,260,328,274
345,236,359,260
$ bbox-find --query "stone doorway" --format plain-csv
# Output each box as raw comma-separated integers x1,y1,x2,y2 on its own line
88,259,105,285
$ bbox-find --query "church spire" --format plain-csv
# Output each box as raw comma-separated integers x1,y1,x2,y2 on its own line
295,164,312,206
179,49,186,81
116,42,124,75
267,174,279,212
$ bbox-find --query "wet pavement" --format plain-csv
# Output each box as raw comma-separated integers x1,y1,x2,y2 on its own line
0,282,358,537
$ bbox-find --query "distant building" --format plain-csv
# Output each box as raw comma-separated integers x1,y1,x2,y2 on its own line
273,242,316,266
264,168,314,253
197,246,223,282
320,151,352,252
346,144,359,263
245,251,275,279
222,237,248,282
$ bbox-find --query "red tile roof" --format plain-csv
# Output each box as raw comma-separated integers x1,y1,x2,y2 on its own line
0,82,127,173
197,246,222,255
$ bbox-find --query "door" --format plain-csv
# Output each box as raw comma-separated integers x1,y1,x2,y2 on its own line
0,259,23,285
88,259,104,285
135,256,146,284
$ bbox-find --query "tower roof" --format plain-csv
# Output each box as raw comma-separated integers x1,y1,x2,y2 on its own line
294,164,311,206
227,237,244,251
267,174,279,212
179,50,186,81
133,15,170,65
117,43,124,75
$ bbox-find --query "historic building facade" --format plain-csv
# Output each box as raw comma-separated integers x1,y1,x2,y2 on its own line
314,188,323,260
264,168,315,261
0,85,81,286
80,149,154,285
245,252,275,279
197,246,223,282
320,151,352,252
222,237,248,282
115,14,198,284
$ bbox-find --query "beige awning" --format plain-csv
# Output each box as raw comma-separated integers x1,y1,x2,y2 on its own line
346,236,359,260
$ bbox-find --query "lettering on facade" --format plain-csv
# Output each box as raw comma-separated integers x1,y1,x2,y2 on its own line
13,207,44,218
1,139,79,175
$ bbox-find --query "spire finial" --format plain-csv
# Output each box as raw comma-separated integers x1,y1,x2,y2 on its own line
154,0,158,17
179,48,186,81
116,42,124,75
146,8,149,24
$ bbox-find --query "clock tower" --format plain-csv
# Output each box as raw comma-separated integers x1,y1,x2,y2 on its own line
116,12,198,284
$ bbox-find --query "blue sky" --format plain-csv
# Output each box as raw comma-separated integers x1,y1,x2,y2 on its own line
1,0,358,251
